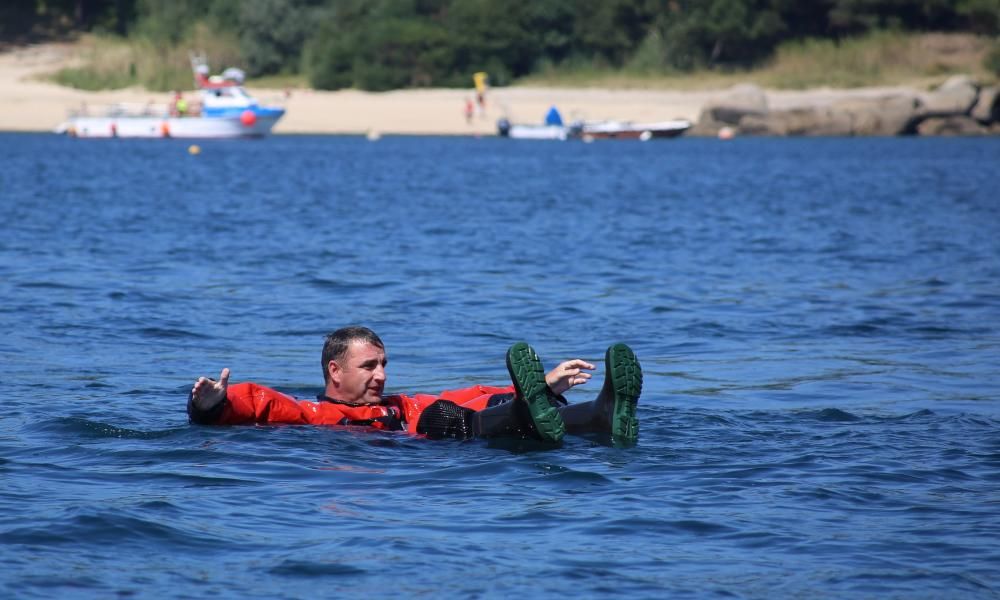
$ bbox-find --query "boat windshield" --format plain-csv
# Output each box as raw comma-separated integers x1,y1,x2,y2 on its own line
204,87,249,99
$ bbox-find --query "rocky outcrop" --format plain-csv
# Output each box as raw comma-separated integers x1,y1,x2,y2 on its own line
691,75,998,137
689,84,768,136
916,116,989,136
832,94,923,135
739,106,852,136
971,86,999,123
918,75,979,117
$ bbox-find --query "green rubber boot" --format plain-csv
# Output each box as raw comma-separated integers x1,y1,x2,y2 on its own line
506,342,566,443
601,343,643,443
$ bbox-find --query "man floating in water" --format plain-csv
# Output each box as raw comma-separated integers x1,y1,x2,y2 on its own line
188,326,642,444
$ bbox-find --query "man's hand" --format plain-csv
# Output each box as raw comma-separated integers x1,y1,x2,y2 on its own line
191,368,230,411
545,359,595,396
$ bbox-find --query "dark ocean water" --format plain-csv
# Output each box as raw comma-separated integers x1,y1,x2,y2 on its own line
1,132,998,599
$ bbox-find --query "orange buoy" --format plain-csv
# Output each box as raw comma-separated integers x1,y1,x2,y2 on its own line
240,110,257,127
161,122,171,137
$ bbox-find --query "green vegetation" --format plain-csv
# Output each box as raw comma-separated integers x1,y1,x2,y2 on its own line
4,0,999,91
49,28,242,91
762,32,995,88
518,31,998,89
987,39,1000,75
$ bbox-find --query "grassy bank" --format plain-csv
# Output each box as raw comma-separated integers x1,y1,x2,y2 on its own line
520,32,998,90
49,28,243,92
48,31,998,92
762,32,996,88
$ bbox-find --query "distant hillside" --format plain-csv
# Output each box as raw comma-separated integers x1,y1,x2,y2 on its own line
6,0,999,91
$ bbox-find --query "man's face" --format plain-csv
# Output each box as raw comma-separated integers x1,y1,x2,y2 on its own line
332,340,387,404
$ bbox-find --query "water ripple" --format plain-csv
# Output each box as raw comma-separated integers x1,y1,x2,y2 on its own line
2,134,998,599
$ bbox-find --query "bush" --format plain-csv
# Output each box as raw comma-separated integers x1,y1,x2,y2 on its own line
49,28,242,92
986,38,1000,75
957,0,1000,35
625,29,668,73
52,66,134,90
353,19,454,90
303,33,355,90
237,0,316,76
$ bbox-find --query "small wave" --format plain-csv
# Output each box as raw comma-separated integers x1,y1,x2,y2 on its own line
822,317,986,339
10,573,103,592
920,277,950,288
3,510,222,549
821,322,885,337
906,324,983,337
135,326,208,340
16,281,82,290
269,559,366,577
106,289,176,303
262,328,327,337
28,416,184,440
538,467,613,487
651,305,678,313
679,320,728,337
466,330,515,341
813,408,861,422
84,381,114,389
306,277,395,291
888,409,935,421
586,517,735,536
942,299,993,309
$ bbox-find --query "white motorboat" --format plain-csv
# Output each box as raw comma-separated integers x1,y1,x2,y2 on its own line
56,56,285,139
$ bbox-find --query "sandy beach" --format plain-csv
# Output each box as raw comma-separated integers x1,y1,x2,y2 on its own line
0,42,922,136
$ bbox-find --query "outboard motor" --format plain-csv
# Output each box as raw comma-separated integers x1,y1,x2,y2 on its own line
567,120,584,139
497,118,511,137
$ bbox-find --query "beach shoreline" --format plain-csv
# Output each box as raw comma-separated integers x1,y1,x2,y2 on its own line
0,42,977,137
0,43,711,136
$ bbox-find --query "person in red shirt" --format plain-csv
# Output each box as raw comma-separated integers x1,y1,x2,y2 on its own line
188,326,641,443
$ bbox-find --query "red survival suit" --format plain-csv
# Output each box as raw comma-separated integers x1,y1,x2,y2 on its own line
189,381,517,436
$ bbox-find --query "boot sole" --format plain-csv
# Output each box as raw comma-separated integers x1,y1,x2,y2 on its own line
506,342,565,443
607,343,642,443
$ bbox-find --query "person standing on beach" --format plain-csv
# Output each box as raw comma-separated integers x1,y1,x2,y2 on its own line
464,98,474,124
473,71,488,117
188,326,642,443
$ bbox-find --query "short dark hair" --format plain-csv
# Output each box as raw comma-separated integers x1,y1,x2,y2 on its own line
321,326,384,382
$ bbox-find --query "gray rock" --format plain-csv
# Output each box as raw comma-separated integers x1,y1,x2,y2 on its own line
940,74,978,91
687,119,725,137
971,85,999,123
720,83,770,115
690,83,769,136
739,107,853,136
734,113,773,136
916,115,989,136
918,74,979,116
831,94,922,136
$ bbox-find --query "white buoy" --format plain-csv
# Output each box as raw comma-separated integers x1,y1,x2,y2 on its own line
639,130,652,141
366,129,381,141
